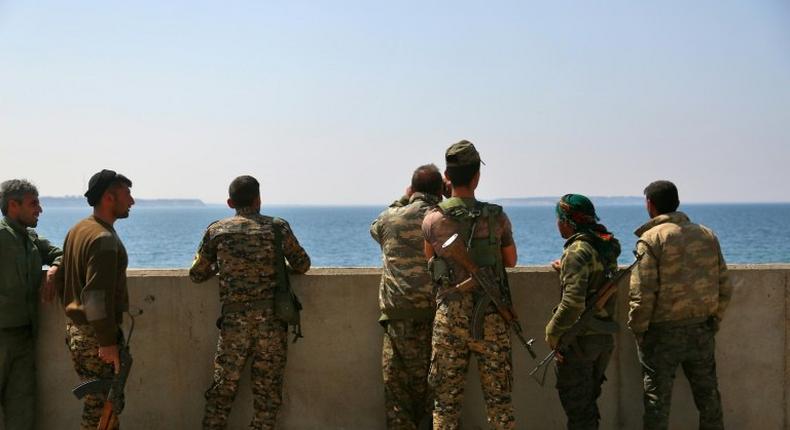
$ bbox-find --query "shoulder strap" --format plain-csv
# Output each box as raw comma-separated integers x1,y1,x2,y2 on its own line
272,217,289,291
437,197,469,217
481,203,502,246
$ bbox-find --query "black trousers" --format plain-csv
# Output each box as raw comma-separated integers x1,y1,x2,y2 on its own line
555,334,614,430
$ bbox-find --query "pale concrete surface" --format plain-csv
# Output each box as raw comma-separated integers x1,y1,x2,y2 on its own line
1,265,786,429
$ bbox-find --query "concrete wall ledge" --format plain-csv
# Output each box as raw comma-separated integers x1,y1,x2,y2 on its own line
8,265,790,429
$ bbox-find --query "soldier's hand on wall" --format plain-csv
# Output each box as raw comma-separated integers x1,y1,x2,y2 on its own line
709,317,720,333
40,265,60,303
551,259,561,272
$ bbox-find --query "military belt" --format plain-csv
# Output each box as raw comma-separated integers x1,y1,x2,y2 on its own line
379,307,435,322
649,315,710,330
581,317,619,334
221,299,273,315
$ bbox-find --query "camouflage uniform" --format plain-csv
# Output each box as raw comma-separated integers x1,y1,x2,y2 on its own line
371,192,440,429
546,233,619,430
629,211,732,430
422,198,516,430
65,323,119,430
190,207,310,430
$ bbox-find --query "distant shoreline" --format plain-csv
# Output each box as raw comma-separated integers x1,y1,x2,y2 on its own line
39,196,789,208
40,196,206,208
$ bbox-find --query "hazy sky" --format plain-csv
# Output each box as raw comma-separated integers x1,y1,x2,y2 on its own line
1,1,788,205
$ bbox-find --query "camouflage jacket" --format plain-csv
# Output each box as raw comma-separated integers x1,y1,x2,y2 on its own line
189,208,311,305
370,192,440,319
628,211,732,334
546,232,619,341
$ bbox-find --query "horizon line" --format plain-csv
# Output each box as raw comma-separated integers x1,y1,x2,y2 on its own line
38,195,790,206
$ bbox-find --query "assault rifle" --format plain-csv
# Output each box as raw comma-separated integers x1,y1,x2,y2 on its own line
439,233,537,359
529,252,643,386
72,310,141,430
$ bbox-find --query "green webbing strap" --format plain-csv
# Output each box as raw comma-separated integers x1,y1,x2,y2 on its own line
272,218,288,292
272,218,302,341
487,206,496,245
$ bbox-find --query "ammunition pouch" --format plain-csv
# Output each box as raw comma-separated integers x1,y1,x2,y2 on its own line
274,287,302,327
428,256,450,284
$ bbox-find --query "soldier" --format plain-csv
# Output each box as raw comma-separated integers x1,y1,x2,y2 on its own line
0,179,62,430
629,180,732,430
190,175,311,430
422,141,518,430
60,169,134,430
370,164,445,430
545,194,621,430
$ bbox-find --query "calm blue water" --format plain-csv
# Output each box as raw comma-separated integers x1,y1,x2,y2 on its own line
33,204,790,268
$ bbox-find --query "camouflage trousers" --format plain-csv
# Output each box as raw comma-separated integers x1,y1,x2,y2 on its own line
0,325,35,430
637,321,723,430
554,334,613,430
65,323,119,430
203,309,288,430
382,318,433,430
429,296,514,430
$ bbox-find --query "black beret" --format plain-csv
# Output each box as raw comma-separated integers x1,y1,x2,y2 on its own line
84,169,132,206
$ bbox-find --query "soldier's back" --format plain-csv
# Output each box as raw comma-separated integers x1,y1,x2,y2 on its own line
639,212,725,323
209,213,279,304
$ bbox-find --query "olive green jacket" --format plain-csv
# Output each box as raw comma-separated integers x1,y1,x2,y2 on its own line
0,216,62,329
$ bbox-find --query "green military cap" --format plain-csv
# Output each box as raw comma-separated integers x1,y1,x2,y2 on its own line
445,140,485,167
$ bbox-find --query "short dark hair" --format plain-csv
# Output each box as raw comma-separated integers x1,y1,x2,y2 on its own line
228,175,260,207
644,180,679,214
0,179,38,215
411,164,443,196
445,162,480,187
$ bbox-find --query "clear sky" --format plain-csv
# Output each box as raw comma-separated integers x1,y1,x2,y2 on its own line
1,1,788,205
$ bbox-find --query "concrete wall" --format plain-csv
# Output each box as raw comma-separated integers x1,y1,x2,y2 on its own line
11,265,790,429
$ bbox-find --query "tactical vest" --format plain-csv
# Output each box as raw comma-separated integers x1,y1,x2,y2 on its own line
437,197,506,284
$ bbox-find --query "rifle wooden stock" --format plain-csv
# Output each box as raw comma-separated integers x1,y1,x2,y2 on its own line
435,276,478,301
440,233,537,359
439,234,479,275
529,253,644,386
97,401,117,430
72,311,141,429
593,282,619,311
